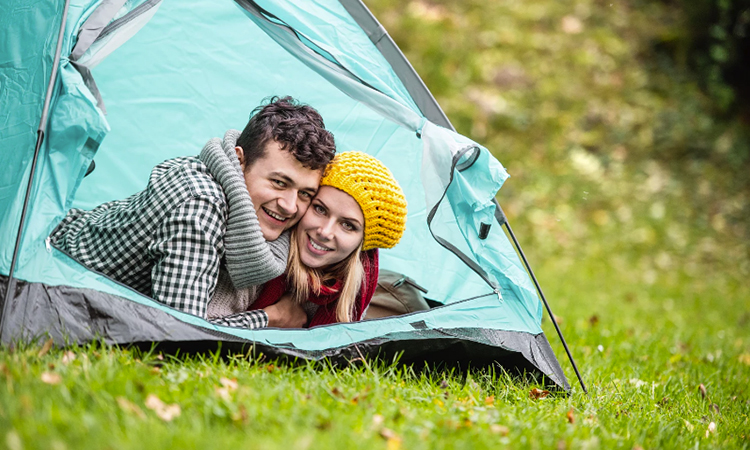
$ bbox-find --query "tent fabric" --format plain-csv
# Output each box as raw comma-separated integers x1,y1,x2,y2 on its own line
0,0,569,389
337,0,453,130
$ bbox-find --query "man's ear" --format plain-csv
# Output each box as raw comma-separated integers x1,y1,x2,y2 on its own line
235,146,246,170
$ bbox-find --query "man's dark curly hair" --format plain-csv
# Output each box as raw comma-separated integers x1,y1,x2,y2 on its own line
236,96,336,171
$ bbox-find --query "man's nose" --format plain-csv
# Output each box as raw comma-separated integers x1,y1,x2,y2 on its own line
277,191,298,215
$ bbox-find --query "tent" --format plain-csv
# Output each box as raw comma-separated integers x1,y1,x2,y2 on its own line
0,0,580,391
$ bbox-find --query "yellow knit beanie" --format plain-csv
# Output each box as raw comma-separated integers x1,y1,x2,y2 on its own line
320,151,407,251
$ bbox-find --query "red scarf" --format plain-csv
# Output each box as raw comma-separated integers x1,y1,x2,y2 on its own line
250,249,379,327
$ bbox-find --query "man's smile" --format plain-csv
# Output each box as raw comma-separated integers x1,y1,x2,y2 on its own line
262,206,289,223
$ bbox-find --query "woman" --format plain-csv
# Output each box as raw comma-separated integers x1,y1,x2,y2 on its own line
247,150,408,327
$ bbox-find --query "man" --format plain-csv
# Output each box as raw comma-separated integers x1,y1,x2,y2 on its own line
50,96,335,329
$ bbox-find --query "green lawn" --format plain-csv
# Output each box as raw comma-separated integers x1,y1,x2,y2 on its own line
2,0,750,448
1,251,748,449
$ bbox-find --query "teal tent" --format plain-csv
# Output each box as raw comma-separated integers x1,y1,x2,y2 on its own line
0,0,578,391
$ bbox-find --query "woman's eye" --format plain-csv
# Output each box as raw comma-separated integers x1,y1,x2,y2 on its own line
342,222,354,231
313,204,325,214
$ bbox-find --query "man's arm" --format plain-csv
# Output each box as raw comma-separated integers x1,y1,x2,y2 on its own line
209,310,269,328
148,197,225,317
209,294,307,329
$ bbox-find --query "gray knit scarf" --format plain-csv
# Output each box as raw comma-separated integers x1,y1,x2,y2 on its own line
198,130,289,290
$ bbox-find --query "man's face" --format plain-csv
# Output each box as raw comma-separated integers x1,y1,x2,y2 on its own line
237,140,322,241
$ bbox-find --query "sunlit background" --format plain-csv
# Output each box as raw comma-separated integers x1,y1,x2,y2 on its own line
365,0,749,325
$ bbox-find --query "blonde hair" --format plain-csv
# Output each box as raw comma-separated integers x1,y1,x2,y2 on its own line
287,228,364,322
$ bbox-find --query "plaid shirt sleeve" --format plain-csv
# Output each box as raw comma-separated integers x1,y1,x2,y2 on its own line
148,196,225,317
209,310,269,329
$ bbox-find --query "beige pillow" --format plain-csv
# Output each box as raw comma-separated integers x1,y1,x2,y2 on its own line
364,270,430,319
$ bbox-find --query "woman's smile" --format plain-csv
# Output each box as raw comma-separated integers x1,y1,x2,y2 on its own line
307,234,334,253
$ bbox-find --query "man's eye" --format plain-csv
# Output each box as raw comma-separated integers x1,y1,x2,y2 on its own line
273,179,286,187
299,191,311,199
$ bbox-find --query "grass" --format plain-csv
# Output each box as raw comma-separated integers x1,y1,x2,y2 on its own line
2,0,750,448
1,254,748,449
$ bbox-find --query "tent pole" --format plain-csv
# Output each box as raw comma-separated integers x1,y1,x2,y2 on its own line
501,216,588,394
0,0,71,339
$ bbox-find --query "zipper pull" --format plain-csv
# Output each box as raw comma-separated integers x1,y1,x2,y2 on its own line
45,236,52,253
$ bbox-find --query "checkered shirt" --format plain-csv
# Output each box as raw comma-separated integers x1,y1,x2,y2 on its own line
50,156,268,329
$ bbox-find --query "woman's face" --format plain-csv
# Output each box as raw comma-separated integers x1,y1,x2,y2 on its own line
296,186,365,269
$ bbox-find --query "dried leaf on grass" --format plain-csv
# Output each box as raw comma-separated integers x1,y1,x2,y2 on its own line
529,388,550,400
699,384,708,400
231,404,249,425
215,377,239,401
379,428,402,450
315,419,332,430
706,421,717,437
40,372,61,385
490,424,509,435
380,428,399,440
61,351,76,365
116,397,146,419
215,387,231,401
484,395,495,406
566,408,575,424
145,394,181,421
220,377,238,390
37,338,54,357
351,394,362,405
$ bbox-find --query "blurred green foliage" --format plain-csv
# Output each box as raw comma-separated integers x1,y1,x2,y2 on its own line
664,0,750,114
365,0,750,289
